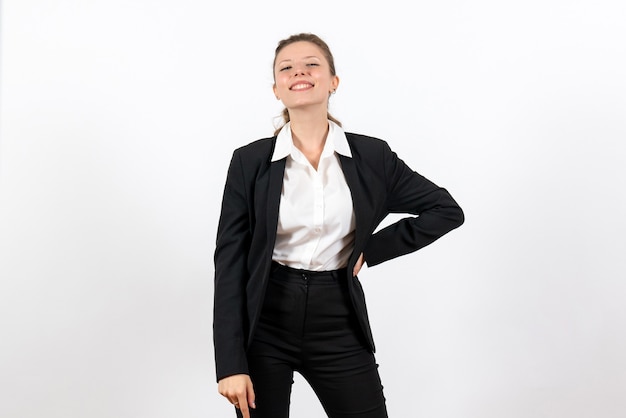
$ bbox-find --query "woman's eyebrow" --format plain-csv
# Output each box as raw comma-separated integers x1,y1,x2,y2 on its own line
276,56,321,66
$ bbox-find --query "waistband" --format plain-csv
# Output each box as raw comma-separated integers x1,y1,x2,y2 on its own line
270,261,348,284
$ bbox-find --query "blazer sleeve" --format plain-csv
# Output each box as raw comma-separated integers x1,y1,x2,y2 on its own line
362,141,464,266
213,150,251,381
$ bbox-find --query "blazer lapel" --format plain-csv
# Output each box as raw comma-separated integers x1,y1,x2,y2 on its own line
266,157,286,255
338,154,372,268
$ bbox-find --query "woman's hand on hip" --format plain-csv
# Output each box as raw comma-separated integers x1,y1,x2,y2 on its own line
218,374,256,418
353,253,365,277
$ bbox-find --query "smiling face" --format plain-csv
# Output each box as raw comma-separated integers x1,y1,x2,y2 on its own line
273,41,339,113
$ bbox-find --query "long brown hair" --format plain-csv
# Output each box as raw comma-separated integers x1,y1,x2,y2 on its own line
273,33,342,135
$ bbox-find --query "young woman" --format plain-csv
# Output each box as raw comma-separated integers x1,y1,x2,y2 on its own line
214,33,464,418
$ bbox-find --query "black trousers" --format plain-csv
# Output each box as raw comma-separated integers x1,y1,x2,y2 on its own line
237,262,388,418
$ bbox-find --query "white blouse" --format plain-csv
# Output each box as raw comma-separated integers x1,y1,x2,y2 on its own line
271,121,356,271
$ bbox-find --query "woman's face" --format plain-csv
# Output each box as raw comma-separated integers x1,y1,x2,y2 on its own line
273,41,339,112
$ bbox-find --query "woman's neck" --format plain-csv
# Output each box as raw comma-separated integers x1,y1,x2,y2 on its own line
288,109,329,170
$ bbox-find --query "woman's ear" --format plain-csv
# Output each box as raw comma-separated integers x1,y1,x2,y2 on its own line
331,75,340,94
273,84,280,100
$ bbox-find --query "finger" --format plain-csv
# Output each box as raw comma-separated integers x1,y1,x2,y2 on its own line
237,397,250,418
247,379,256,409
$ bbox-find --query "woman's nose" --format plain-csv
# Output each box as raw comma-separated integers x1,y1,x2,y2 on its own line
292,64,306,75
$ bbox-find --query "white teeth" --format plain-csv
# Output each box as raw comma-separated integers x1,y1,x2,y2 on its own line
291,83,312,90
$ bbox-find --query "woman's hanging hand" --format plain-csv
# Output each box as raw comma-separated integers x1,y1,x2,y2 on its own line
218,374,256,418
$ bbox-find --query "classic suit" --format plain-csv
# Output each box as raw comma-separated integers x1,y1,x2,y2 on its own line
214,132,464,382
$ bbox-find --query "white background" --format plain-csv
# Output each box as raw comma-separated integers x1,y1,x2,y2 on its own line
1,1,625,417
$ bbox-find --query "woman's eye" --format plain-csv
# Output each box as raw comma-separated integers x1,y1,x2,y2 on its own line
280,66,292,71
306,63,319,67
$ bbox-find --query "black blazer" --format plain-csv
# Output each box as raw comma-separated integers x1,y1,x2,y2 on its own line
213,132,464,381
